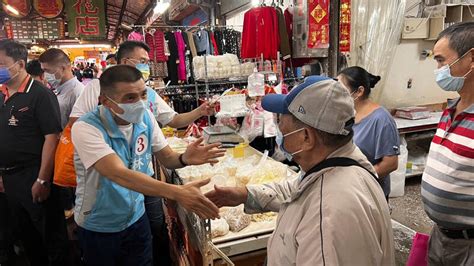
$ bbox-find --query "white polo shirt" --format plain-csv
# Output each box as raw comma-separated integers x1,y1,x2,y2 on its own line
70,79,177,126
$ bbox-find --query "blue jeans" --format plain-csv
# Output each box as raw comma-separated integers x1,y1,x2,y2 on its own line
77,214,152,266
145,196,172,266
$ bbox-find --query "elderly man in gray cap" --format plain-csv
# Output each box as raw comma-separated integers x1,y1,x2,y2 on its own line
206,76,395,265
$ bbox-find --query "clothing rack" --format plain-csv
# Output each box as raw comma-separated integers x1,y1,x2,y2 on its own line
153,77,302,91
131,24,244,29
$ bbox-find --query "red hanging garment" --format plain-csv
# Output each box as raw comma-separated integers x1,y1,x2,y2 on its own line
241,7,280,60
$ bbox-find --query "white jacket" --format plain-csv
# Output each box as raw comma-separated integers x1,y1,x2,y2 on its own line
245,142,395,266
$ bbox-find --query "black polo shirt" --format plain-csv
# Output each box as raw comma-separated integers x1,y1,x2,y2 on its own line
0,76,61,166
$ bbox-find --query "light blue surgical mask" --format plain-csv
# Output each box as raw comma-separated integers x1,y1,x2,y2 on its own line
44,70,63,89
135,63,150,80
435,50,472,92
126,59,150,81
107,96,147,124
276,127,305,161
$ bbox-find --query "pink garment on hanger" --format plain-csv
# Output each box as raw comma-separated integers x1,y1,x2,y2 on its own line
174,31,186,81
128,31,145,42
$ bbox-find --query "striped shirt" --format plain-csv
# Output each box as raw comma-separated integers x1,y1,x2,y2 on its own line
421,98,474,229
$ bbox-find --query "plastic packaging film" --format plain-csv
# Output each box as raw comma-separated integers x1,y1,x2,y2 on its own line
349,0,407,102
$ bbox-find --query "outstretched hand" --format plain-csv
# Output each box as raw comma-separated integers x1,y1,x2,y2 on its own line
205,185,248,208
182,138,226,165
176,179,220,219
198,101,216,116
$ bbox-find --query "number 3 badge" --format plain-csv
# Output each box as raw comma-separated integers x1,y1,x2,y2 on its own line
135,134,148,156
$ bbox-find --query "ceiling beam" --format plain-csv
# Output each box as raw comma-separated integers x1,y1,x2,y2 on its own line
136,0,156,25
113,0,128,42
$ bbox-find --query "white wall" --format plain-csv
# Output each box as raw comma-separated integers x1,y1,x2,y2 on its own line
378,40,458,108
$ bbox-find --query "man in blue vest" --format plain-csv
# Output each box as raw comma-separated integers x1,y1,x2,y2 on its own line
71,65,224,265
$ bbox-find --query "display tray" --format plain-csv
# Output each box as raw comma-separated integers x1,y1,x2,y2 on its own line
212,218,276,244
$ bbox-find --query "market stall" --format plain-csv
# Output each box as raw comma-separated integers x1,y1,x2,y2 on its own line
163,137,297,265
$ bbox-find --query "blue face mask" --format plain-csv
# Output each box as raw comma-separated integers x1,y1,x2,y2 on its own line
0,62,18,84
135,63,150,81
107,96,147,124
276,127,305,161
435,50,472,92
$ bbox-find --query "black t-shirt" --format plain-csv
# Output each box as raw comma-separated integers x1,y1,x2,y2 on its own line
0,77,62,166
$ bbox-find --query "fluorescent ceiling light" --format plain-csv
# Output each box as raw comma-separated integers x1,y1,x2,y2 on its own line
5,4,20,15
154,1,170,14
52,44,112,49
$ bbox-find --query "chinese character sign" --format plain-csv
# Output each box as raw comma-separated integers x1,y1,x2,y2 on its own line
33,0,64,19
66,0,105,39
307,0,329,49
340,0,351,52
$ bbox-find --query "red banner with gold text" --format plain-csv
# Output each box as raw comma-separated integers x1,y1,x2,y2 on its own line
307,0,329,49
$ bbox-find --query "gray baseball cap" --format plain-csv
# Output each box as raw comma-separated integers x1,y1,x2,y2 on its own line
262,75,355,135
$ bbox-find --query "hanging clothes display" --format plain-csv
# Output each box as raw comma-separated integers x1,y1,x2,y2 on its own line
206,30,215,55
128,30,145,42
186,31,198,58
193,29,211,56
174,31,187,82
146,30,169,78
276,7,291,60
181,32,194,83
213,29,240,56
209,31,219,56
165,31,179,85
241,7,280,60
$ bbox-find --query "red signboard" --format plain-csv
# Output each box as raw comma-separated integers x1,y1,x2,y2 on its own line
66,0,106,39
33,0,64,19
2,0,31,18
340,0,351,52
307,0,329,49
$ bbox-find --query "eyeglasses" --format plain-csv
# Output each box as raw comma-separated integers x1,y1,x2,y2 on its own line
125,58,150,65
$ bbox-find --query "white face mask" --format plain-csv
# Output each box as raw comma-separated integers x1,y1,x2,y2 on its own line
106,96,147,124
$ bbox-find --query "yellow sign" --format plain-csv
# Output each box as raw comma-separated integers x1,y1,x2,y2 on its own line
311,4,327,23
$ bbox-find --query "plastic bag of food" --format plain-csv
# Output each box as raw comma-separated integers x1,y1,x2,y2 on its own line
222,206,251,232
211,218,230,238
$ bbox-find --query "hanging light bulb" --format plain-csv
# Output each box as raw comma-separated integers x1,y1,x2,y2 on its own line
154,0,170,14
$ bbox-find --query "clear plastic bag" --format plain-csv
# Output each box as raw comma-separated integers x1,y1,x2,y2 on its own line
247,70,265,97
239,107,264,143
211,218,230,238
221,206,251,232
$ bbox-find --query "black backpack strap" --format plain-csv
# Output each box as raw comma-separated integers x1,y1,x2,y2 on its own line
302,157,379,182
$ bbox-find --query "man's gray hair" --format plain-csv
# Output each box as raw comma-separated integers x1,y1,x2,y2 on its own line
436,22,474,56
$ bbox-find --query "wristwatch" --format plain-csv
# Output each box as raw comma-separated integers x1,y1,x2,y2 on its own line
36,178,51,187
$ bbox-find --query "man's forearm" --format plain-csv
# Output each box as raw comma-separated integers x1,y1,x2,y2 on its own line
38,134,59,181
110,166,181,200
155,151,184,170
167,109,201,128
